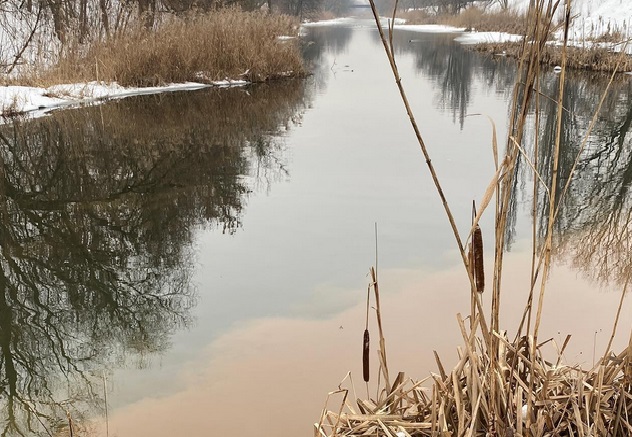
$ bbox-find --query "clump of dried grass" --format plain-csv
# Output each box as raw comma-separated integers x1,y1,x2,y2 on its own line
35,9,305,87
316,311,632,436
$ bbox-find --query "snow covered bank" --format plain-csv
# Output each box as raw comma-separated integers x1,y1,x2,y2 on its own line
302,16,406,28
0,80,248,118
454,31,523,45
306,16,522,45
393,23,465,33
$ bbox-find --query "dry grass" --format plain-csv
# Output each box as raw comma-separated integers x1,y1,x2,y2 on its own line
399,7,529,35
400,5,630,73
316,313,632,436
33,9,305,87
472,42,632,73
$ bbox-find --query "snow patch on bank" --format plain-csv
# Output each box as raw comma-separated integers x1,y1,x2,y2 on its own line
455,31,523,45
302,16,406,28
393,24,465,33
0,80,247,118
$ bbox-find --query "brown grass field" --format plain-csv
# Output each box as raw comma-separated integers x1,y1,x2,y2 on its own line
34,9,305,87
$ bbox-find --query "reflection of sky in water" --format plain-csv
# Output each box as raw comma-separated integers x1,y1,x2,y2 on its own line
106,251,631,437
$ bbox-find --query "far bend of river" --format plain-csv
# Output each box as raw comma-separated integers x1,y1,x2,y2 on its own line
2,18,632,436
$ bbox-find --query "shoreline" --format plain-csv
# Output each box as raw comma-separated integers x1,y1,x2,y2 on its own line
3,14,630,119
471,40,632,74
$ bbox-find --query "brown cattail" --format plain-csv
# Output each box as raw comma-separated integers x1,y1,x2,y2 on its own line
472,224,485,293
363,328,370,382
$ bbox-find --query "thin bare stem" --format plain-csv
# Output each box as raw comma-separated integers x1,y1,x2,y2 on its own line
366,0,491,349
601,277,630,365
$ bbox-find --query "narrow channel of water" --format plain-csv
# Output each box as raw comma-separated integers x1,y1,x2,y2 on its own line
0,18,631,437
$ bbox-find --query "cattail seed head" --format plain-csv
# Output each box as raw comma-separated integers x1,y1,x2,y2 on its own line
472,225,485,293
363,329,370,382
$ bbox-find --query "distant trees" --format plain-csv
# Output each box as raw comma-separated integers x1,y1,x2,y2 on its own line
399,0,504,14
0,0,319,74
420,0,479,14
321,0,352,16
273,0,323,17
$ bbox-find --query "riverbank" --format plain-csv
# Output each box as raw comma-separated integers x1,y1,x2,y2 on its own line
398,1,632,73
472,40,632,73
0,9,306,117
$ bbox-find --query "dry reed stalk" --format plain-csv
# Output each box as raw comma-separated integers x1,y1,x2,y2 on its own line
103,370,109,437
532,0,571,344
366,1,466,277
490,17,560,423
66,411,74,437
370,266,391,394
317,316,632,436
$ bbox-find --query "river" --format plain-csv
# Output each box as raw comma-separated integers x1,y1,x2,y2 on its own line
1,18,632,437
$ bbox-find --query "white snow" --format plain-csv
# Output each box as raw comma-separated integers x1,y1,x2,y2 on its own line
454,31,523,45
302,16,406,28
394,24,465,33
399,0,632,46
0,80,245,119
302,17,359,27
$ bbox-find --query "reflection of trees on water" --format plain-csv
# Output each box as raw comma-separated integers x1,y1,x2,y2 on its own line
302,25,354,93
516,72,632,284
0,81,311,435
302,26,353,63
386,31,515,128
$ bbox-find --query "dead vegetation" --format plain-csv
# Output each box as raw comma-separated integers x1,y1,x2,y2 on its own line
30,9,306,87
398,7,529,35
472,42,632,73
399,5,631,73
316,308,632,436
316,0,632,436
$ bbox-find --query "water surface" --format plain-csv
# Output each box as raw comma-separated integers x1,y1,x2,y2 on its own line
1,18,632,437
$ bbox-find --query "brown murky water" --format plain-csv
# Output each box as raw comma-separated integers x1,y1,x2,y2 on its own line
1,18,632,437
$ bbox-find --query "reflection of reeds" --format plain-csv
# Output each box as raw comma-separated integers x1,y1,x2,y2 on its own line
317,0,632,435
